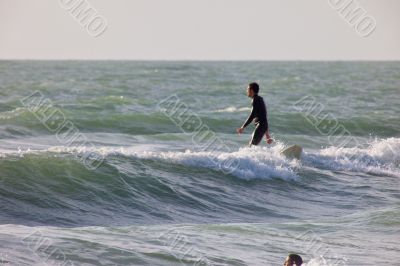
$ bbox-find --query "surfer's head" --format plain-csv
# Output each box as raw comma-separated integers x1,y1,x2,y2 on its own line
247,82,259,98
284,254,303,266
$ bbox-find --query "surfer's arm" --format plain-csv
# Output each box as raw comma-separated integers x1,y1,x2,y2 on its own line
242,107,255,129
266,129,271,138
237,107,254,134
265,129,273,144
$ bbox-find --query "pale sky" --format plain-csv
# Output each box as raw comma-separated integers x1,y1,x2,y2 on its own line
0,0,399,60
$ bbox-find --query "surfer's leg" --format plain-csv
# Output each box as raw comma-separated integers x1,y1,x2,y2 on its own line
250,124,267,146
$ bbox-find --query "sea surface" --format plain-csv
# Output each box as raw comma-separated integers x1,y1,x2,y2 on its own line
0,61,399,266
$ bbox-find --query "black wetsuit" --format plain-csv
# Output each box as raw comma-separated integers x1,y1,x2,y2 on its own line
242,94,269,146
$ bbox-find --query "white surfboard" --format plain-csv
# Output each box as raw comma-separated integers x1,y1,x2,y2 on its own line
281,145,303,160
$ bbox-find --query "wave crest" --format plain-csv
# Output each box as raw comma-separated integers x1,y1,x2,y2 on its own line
304,137,400,177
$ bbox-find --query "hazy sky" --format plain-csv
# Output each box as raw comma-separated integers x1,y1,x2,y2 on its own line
0,0,399,60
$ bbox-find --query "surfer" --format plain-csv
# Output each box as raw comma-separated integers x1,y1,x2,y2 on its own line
237,82,273,146
283,254,303,266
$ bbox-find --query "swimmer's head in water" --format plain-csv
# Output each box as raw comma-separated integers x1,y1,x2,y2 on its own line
247,82,259,97
284,254,303,266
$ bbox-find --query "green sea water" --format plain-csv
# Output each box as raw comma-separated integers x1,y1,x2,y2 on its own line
0,61,399,265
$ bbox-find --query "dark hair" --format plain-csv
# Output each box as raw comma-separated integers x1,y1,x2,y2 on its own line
288,254,303,266
249,82,259,94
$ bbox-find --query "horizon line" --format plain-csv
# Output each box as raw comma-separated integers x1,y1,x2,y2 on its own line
1,58,400,62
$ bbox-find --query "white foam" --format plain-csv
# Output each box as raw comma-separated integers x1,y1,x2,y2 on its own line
3,137,399,179
303,137,400,177
39,142,300,181
0,107,27,120
128,144,300,180
211,106,252,113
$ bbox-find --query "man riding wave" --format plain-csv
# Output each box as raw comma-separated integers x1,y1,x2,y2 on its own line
237,82,273,146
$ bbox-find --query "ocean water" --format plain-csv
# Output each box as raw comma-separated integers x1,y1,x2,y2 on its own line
0,61,399,266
